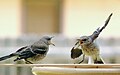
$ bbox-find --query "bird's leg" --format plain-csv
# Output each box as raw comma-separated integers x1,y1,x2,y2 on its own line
78,54,85,64
94,57,104,64
25,59,33,64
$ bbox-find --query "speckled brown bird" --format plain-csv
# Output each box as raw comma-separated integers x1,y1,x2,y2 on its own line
71,13,113,64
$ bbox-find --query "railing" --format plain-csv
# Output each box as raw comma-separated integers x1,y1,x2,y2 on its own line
0,64,120,68
0,64,120,75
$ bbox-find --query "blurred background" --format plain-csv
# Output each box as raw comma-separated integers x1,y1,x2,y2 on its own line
0,0,120,75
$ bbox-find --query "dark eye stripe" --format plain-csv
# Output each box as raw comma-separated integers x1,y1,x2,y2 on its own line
47,38,51,40
82,39,87,41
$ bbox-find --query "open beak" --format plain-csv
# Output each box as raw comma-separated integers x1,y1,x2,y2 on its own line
80,40,83,44
77,39,83,44
49,41,55,46
49,36,55,46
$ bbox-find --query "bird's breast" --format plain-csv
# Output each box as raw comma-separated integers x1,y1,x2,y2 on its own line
27,54,46,62
81,44,99,56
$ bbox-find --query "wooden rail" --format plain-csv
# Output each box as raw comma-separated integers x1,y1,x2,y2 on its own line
0,64,120,68
0,64,120,75
31,64,120,75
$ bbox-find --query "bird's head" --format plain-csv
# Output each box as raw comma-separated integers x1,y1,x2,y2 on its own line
41,36,55,46
77,36,92,45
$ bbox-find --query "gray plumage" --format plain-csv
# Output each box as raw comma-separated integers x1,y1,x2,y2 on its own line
0,36,55,64
71,13,113,64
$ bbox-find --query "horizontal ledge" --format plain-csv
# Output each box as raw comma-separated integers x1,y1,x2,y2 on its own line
32,67,120,74
0,64,120,68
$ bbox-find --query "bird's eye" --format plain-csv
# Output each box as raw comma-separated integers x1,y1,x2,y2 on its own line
82,39,87,41
47,38,51,40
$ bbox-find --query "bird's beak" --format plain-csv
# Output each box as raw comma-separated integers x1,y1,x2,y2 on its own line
49,41,55,46
50,36,55,46
77,39,83,44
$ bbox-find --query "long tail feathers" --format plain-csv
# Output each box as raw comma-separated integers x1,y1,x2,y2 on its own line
0,54,16,61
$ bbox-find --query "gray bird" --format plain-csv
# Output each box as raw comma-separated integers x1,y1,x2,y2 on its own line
0,36,55,64
71,13,113,64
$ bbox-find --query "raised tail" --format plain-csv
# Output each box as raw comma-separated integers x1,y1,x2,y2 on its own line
0,54,16,61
